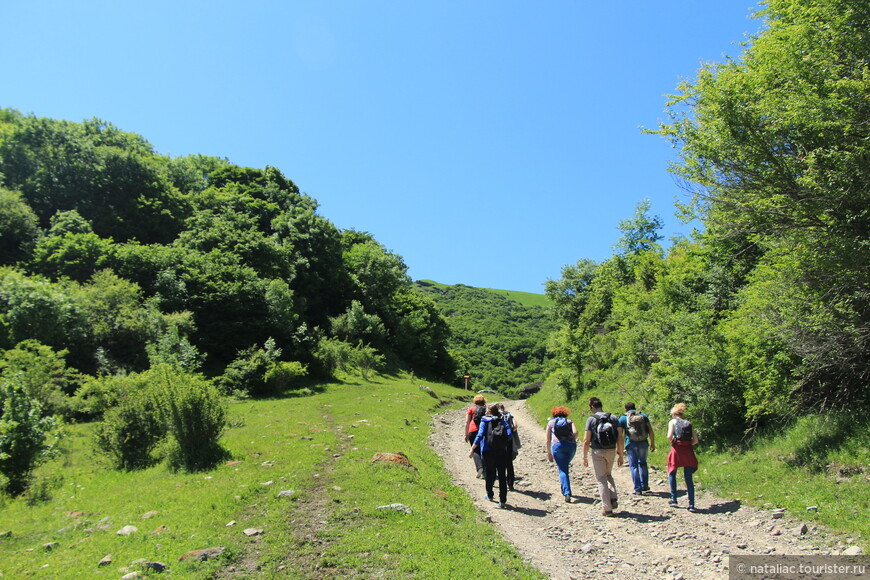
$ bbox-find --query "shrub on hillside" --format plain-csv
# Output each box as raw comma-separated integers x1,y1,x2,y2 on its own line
94,389,164,470
264,360,308,392
0,340,82,419
217,338,290,396
92,365,228,471
72,371,153,419
0,382,62,496
150,365,228,471
314,337,353,377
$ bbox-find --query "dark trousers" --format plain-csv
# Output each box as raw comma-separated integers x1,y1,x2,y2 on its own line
506,444,515,489
482,449,509,503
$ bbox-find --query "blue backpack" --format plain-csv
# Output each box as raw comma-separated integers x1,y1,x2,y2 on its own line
553,417,573,439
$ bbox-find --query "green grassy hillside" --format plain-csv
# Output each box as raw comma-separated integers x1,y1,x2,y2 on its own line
417,280,551,308
415,281,555,396
0,376,543,579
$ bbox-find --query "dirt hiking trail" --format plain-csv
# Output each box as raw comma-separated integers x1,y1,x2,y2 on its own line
430,400,841,579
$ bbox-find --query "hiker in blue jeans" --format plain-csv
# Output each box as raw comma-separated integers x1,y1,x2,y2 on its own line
546,406,578,502
618,402,656,495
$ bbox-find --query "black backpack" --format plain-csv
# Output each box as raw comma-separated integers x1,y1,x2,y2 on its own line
626,410,649,442
472,405,486,427
673,417,693,442
592,412,618,447
553,417,573,439
486,418,511,450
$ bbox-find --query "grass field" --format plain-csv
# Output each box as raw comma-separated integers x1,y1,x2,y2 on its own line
0,375,544,579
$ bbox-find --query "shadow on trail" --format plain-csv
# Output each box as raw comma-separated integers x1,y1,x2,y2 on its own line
567,495,596,505
506,505,549,518
705,500,741,514
511,489,553,501
615,511,671,523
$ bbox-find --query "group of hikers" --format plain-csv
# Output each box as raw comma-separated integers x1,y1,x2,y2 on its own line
464,395,700,515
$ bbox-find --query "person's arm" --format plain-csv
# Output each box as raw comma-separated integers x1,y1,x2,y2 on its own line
691,426,700,446
469,421,486,457
666,419,675,443
647,418,656,452
617,423,625,466
546,422,554,462
582,428,592,467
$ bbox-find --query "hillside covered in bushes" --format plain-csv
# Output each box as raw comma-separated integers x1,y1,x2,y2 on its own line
0,109,459,493
415,281,555,398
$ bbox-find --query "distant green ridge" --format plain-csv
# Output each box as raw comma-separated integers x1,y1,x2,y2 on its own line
416,280,551,309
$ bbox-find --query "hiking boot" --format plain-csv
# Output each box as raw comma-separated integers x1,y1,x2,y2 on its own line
642,486,650,492
476,468,484,479
632,490,643,496
485,495,494,501
602,510,614,517
611,497,618,510
496,502,506,508
564,495,571,503
668,500,678,507
687,506,698,513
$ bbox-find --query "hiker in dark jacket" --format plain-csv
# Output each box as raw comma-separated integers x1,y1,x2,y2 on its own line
469,404,512,508
496,402,519,490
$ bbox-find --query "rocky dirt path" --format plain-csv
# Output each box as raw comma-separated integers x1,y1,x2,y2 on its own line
430,400,836,579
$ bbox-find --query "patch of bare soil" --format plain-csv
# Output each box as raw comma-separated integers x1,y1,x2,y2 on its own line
430,401,838,579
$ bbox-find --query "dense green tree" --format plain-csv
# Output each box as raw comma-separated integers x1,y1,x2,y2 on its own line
0,187,39,265
0,268,92,365
0,112,189,243
657,0,870,411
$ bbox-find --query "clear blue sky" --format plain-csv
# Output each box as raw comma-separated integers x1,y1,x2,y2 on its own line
2,1,761,294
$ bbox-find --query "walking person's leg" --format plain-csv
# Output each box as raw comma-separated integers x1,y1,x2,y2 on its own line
635,441,650,491
482,451,496,500
626,442,642,493
552,441,576,499
495,451,509,505
591,448,615,512
468,433,483,477
603,449,618,509
685,466,696,509
506,444,515,490
668,468,679,505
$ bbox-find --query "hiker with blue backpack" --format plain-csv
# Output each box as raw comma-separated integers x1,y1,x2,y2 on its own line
545,406,578,503
469,404,513,508
666,402,699,512
618,402,656,496
582,397,624,516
